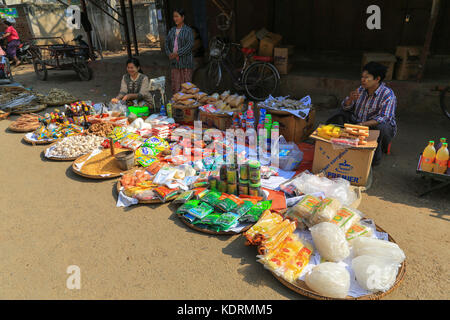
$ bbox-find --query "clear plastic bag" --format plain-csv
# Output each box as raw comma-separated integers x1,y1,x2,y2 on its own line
310,222,350,262
271,136,303,171
305,262,350,298
309,197,341,226
352,255,400,293
352,237,406,264
109,101,128,116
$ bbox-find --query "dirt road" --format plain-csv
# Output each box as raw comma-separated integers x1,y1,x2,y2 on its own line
0,58,449,299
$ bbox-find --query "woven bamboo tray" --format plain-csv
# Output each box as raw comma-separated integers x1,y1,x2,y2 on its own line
44,141,81,161
8,124,40,133
179,215,254,235
269,224,406,300
0,112,10,120
11,104,47,115
23,134,56,145
116,179,177,204
72,148,136,180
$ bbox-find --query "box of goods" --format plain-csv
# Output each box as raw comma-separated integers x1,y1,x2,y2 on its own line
270,108,316,144
259,32,283,57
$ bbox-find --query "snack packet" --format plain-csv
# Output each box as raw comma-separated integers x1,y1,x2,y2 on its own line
193,212,222,225
177,200,200,215
330,206,362,232
235,201,255,217
196,188,210,200
136,156,158,168
215,195,240,212
201,190,222,206
188,202,214,219
285,195,321,225
345,223,373,243
215,212,240,231
173,190,195,204
154,186,179,202
244,210,283,245
240,200,272,222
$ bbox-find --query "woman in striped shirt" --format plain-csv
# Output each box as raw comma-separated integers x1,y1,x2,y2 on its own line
165,8,194,94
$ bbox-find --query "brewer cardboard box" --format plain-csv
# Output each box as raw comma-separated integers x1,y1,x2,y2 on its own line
199,111,233,131
259,32,282,57
361,53,396,81
240,30,259,50
310,127,380,186
269,108,316,144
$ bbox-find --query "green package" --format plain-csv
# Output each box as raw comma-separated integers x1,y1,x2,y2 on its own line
196,189,210,200
188,202,214,219
173,190,194,204
193,212,222,225
193,181,210,188
215,197,239,212
239,200,272,222
215,212,240,230
176,200,200,215
235,201,255,217
201,190,222,206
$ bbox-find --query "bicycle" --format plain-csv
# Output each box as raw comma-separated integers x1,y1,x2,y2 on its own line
204,36,280,101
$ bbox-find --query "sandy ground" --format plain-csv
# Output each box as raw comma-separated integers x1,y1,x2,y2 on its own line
0,55,449,300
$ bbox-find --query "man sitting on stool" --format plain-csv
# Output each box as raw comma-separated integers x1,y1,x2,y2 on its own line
326,61,397,166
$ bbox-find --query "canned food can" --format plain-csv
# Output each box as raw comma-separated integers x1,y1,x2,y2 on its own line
227,164,238,184
227,183,238,195
239,183,249,196
218,180,228,193
249,160,261,183
239,163,249,181
249,182,261,197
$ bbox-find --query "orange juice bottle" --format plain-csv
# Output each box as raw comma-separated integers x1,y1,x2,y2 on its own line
434,143,449,174
436,138,446,152
421,141,436,172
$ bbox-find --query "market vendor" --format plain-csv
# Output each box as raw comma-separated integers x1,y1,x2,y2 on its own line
1,18,21,67
111,58,152,107
164,8,194,94
326,62,397,166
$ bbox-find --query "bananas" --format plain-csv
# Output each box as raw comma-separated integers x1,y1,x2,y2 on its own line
316,124,341,140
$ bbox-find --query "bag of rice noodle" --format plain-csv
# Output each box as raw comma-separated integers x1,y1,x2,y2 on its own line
285,195,321,226
310,222,350,262
330,206,362,232
352,237,406,264
345,223,373,244
352,255,400,293
305,262,350,298
308,197,341,226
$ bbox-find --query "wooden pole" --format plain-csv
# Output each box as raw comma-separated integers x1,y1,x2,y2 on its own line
128,0,139,56
119,0,132,58
417,0,441,81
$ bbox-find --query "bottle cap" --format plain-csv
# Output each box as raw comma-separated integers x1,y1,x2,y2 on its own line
429,140,434,144
443,143,448,147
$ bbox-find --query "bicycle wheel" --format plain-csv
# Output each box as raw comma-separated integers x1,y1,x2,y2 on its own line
206,59,222,93
33,59,48,81
243,62,279,101
74,61,93,81
440,86,450,120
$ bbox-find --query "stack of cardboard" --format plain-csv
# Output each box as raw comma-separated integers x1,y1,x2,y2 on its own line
394,46,422,80
274,46,294,75
240,28,283,57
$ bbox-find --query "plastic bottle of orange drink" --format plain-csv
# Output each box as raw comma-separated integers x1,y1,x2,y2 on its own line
434,143,449,174
421,141,436,172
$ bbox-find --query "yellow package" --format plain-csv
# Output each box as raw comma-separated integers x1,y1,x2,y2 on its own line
261,220,297,254
244,210,283,242
330,206,362,232
345,223,372,242
286,195,322,224
283,242,313,283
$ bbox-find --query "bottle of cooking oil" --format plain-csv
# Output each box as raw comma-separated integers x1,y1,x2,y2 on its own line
421,141,436,172
434,143,449,174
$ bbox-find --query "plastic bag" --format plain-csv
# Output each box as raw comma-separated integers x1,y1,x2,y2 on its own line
330,206,362,232
352,237,406,264
244,211,284,245
285,195,321,225
310,222,350,262
271,136,303,171
109,101,127,116
153,166,177,185
345,222,373,243
352,255,400,293
305,262,350,298
309,197,341,226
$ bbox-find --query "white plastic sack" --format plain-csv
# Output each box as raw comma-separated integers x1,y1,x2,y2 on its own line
310,222,350,262
352,237,406,264
305,262,350,298
352,255,400,293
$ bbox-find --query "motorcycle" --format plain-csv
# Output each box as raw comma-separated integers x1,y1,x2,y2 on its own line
0,32,33,64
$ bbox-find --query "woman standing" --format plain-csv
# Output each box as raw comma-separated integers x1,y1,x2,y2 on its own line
1,18,21,67
165,9,194,94
111,58,151,107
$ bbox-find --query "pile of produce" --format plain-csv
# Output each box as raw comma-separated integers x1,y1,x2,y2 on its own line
46,135,105,159
86,122,115,137
44,88,78,105
8,114,41,132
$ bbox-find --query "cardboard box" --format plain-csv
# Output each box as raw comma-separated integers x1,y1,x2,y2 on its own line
310,128,380,186
240,30,259,50
275,63,293,75
269,108,316,144
395,46,422,61
199,111,233,131
259,32,283,57
173,105,199,124
361,53,397,81
395,60,421,80
274,46,294,65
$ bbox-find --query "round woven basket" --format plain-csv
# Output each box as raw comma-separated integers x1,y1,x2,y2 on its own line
23,134,56,145
178,215,254,236
11,104,47,115
115,179,176,204
269,224,406,300
8,123,41,133
44,141,81,161
72,149,135,180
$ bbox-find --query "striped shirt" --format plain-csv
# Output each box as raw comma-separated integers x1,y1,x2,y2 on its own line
342,82,397,136
165,25,194,70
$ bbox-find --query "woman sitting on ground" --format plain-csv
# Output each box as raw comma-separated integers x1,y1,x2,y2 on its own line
111,58,152,107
